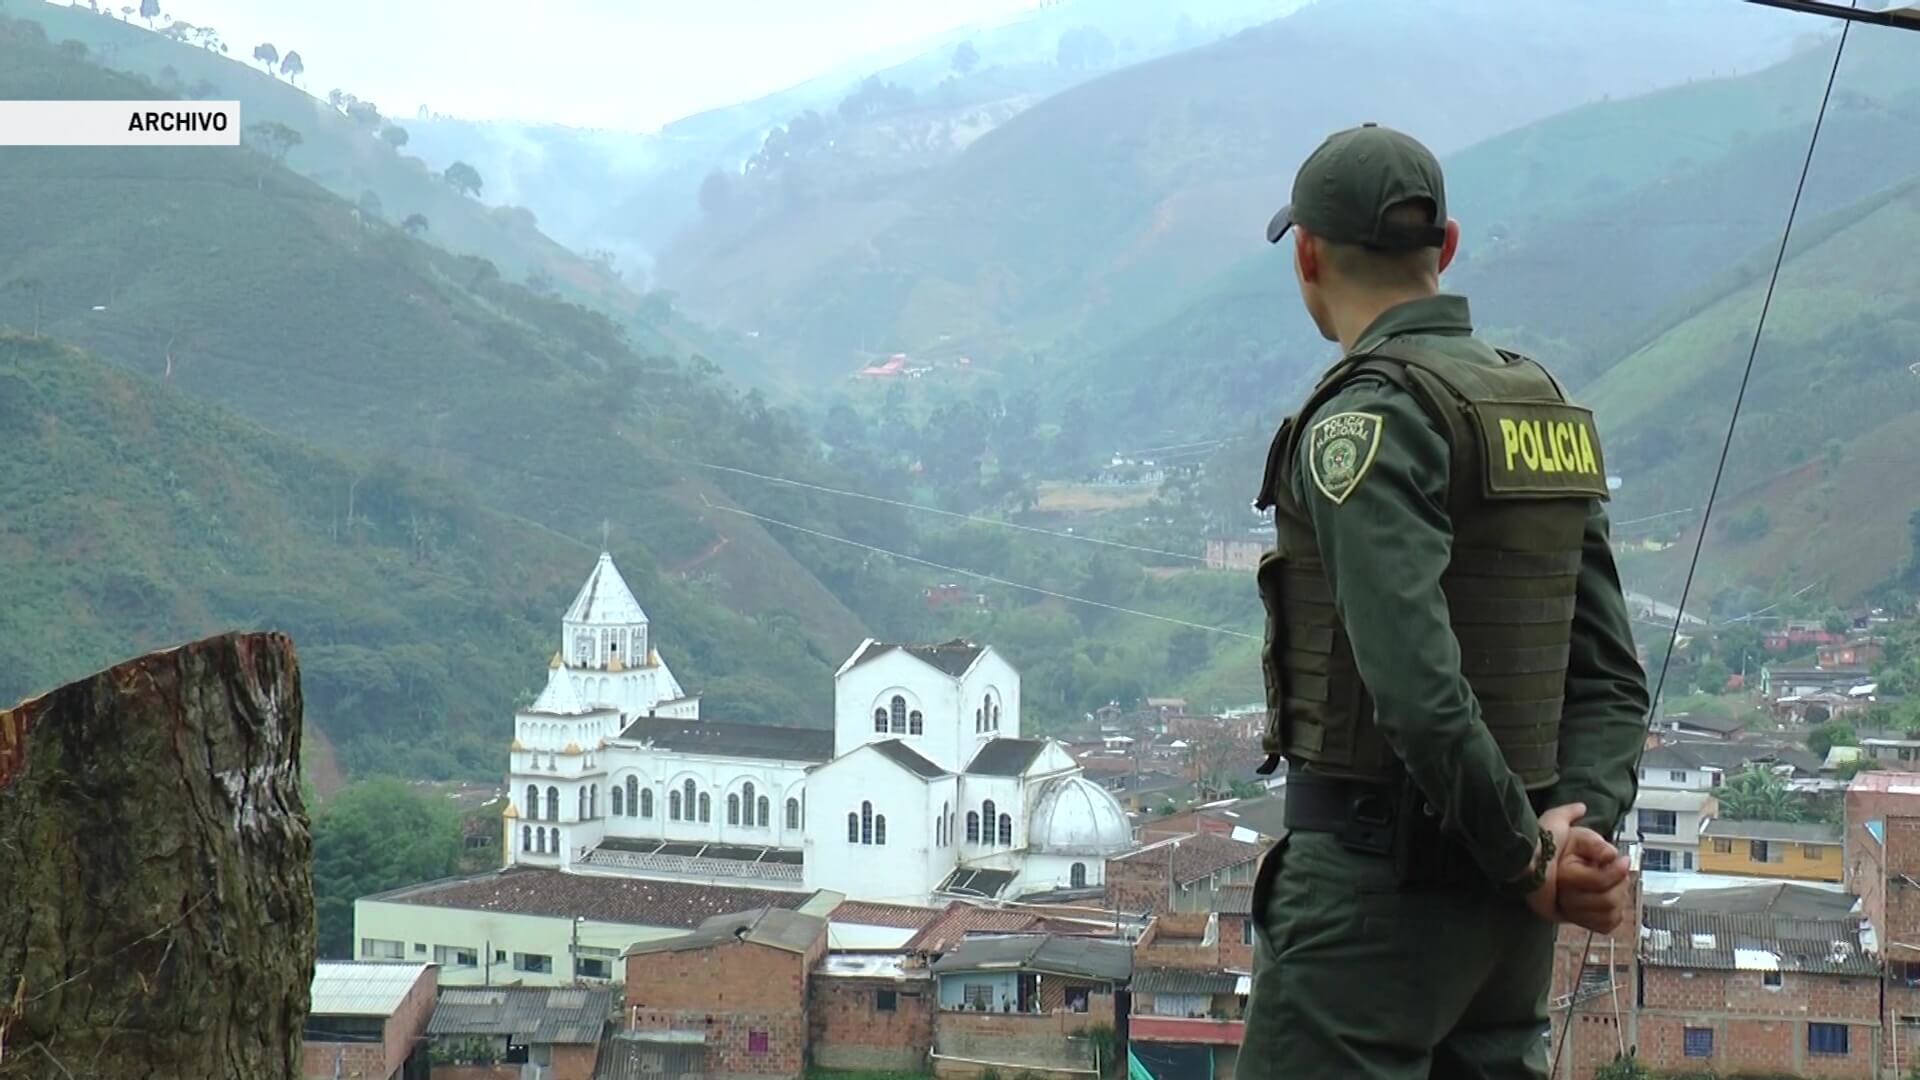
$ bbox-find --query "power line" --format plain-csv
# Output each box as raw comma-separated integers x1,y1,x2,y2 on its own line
1551,12,1853,1077
679,458,1205,563
698,495,1257,640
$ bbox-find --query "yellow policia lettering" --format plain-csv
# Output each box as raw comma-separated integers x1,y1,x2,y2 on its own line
1499,417,1599,476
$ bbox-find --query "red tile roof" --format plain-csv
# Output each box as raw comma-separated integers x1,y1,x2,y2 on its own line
902,902,1042,954
1130,1017,1245,1046
830,901,943,929
1111,832,1269,886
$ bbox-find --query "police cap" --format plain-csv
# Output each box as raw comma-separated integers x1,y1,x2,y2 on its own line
1266,122,1448,252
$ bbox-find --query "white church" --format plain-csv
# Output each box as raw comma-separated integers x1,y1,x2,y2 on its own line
502,553,1136,905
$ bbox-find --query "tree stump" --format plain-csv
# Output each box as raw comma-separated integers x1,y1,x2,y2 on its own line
0,632,313,1080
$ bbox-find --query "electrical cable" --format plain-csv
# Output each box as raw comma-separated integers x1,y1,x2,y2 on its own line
1548,10,1854,1076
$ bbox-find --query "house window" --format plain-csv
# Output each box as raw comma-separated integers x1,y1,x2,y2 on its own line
1802,844,1825,860
512,953,553,974
546,786,559,821
1763,971,1783,988
743,782,756,822
1807,1022,1848,1056
758,795,770,827
1641,848,1673,873
526,784,540,820
967,812,980,843
1683,1027,1712,1058
787,798,801,830
522,825,532,851
728,794,741,826
494,950,507,964
876,990,898,1012
1066,986,1090,1013
536,828,547,854
1712,838,1733,854
748,1030,770,1055
414,942,428,955
612,786,625,816
963,984,994,1009
640,788,653,819
1684,851,1694,870
876,815,887,845
699,793,711,822
627,776,640,817
874,708,889,733
1152,993,1208,1017
683,780,696,817
891,696,907,734
998,814,1013,846
433,945,477,968
670,791,682,821
862,801,874,845
982,800,996,843
1669,770,1687,783
1242,920,1254,946
575,946,617,980
1637,809,1677,836
1071,863,1087,888
910,710,923,735
361,938,404,960
848,812,860,842
1752,840,1782,863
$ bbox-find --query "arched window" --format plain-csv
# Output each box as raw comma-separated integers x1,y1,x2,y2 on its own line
1071,862,1087,888
991,701,1000,730
786,798,801,831
943,802,952,846
982,695,992,731
910,710,923,736
936,816,944,847
683,780,696,817
874,708,888,734
590,784,598,818
728,794,741,826
982,800,996,843
757,796,770,827
536,828,547,854
526,784,539,820
743,782,756,821
546,786,559,822
975,707,983,733
847,812,859,843
875,815,887,846
998,814,1012,846
966,812,980,843
578,789,588,820
640,789,653,819
669,790,682,821
698,793,711,822
549,828,559,853
861,801,874,845
891,696,907,734
626,776,639,817
612,786,624,817
521,825,531,852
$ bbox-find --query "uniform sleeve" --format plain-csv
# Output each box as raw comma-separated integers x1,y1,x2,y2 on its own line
1293,376,1540,884
1545,502,1652,840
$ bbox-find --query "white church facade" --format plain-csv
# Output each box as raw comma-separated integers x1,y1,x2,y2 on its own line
502,553,1135,906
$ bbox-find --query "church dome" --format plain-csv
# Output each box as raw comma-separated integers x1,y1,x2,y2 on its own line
1028,776,1132,856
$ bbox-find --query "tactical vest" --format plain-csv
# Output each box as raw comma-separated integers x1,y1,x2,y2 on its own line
1253,338,1609,789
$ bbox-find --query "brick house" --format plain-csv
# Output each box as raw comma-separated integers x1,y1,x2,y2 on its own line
1545,873,1640,1080
424,985,616,1080
1203,536,1263,572
809,953,935,1074
1133,912,1219,973
1636,908,1881,1078
301,962,438,1080
1821,640,1886,669
1105,832,1268,916
1215,885,1254,973
930,933,1131,1015
1847,776,1920,1076
622,906,828,1080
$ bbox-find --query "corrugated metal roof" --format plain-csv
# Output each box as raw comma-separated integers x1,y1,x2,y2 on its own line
426,986,616,1045
1641,910,1877,976
1212,885,1254,916
309,962,432,1018
624,906,826,957
1702,819,1842,844
1132,968,1239,995
930,933,1131,982
591,1031,707,1080
1634,789,1713,812
967,739,1049,777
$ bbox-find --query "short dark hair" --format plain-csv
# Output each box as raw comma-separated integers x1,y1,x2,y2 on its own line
1319,200,1441,288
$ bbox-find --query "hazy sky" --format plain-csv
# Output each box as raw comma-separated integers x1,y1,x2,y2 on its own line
159,0,1040,131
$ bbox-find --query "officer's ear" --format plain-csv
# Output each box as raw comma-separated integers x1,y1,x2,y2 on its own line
1294,229,1321,284
1437,219,1461,275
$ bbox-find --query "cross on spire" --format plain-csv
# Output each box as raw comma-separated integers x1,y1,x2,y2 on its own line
600,518,611,551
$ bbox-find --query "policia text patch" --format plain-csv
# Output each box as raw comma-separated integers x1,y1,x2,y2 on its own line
1470,401,1609,499
1307,411,1384,505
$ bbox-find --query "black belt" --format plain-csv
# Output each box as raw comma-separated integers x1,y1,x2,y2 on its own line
1283,774,1400,855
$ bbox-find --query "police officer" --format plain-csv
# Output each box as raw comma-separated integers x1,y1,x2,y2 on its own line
1237,123,1651,1080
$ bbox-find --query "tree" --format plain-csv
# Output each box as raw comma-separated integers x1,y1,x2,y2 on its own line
443,160,484,198
356,189,384,220
346,100,382,128
1807,721,1857,760
251,41,277,72
698,168,734,218
952,40,980,75
58,38,88,59
310,777,461,958
6,276,44,339
326,87,346,110
380,124,409,149
402,212,429,235
138,0,158,26
244,121,301,190
1727,505,1771,543
1717,766,1808,823
279,49,304,84
1168,627,1210,678
1593,1054,1651,1080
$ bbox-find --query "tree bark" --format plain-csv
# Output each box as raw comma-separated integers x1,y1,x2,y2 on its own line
0,632,313,1080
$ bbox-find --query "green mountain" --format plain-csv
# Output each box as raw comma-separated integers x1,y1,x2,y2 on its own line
657,0,1807,377
0,14,894,775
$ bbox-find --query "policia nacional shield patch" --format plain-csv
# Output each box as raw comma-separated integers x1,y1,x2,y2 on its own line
1307,411,1384,505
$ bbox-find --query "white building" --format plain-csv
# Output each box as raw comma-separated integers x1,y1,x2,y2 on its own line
501,553,1136,906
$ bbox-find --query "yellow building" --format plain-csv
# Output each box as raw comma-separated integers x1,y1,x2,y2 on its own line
1697,819,1844,882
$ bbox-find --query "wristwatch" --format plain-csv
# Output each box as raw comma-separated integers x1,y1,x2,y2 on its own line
1500,828,1554,897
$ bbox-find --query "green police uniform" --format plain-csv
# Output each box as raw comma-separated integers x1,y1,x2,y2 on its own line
1236,125,1650,1080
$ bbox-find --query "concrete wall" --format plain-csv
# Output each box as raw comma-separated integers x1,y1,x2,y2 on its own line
355,899,685,987
931,995,1114,1079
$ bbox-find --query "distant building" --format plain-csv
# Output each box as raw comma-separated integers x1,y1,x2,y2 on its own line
1699,819,1844,883
301,961,437,1080
425,984,615,1080
1820,639,1885,669
1106,832,1267,916
1202,536,1263,572
1631,788,1717,874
